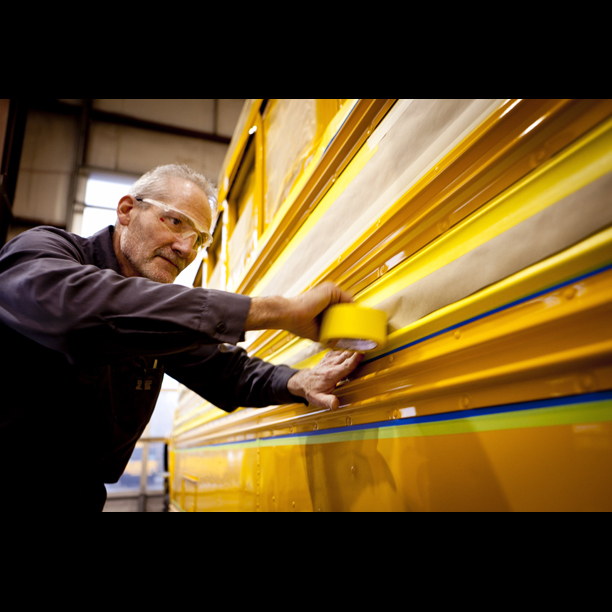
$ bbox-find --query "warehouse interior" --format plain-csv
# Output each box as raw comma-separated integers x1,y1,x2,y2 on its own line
5,99,612,513
0,99,245,511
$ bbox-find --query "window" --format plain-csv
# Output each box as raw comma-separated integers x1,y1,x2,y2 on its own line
74,172,134,238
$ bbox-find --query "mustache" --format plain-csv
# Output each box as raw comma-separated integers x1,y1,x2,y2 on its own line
154,249,185,271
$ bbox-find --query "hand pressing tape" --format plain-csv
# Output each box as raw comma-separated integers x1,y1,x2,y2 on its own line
320,304,388,352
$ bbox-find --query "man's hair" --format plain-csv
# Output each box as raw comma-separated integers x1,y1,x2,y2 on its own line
128,163,218,215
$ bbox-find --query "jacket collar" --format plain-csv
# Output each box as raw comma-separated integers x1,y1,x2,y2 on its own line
90,225,123,276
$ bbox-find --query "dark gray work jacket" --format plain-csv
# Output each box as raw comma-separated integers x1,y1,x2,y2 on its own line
0,226,302,489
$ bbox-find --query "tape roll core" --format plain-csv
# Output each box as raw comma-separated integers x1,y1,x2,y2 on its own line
320,304,387,352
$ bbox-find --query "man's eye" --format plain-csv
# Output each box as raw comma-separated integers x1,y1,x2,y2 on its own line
164,215,182,227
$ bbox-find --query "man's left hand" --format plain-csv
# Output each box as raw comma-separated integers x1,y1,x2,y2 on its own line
287,349,364,410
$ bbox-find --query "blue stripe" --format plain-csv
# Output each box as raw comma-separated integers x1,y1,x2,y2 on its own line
189,390,612,450
365,260,612,366
268,390,612,442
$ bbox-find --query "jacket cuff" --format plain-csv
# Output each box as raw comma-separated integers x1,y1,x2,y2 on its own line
200,289,252,345
272,365,310,406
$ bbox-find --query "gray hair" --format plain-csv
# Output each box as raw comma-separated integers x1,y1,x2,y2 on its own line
128,163,218,215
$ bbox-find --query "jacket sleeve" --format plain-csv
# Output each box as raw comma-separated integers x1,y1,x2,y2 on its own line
0,228,252,361
163,343,307,411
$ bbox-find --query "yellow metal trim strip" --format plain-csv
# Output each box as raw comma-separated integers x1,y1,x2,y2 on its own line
251,139,377,297
217,100,263,204
172,402,228,438
376,226,612,360
262,224,612,369
358,113,612,309
171,395,612,452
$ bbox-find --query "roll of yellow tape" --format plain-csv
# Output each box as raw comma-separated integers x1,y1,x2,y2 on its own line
320,304,387,352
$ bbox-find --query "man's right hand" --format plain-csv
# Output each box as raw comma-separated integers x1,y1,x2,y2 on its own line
245,282,353,342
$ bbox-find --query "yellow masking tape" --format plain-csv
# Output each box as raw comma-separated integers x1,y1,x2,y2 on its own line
320,304,388,351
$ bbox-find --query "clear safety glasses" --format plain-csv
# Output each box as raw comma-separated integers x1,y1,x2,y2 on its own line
135,197,213,252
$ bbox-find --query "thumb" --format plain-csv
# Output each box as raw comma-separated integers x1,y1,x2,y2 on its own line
309,391,339,410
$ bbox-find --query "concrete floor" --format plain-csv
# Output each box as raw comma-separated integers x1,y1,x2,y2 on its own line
103,493,167,512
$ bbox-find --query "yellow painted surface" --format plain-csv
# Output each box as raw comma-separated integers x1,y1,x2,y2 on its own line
171,260,612,511
171,407,612,512
171,99,612,511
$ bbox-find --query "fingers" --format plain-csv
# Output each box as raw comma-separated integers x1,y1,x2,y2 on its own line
322,349,364,367
342,351,364,376
318,281,353,306
284,283,353,342
304,282,353,312
318,350,364,386
292,348,364,410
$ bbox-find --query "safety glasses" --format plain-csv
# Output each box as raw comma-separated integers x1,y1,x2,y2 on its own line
135,197,213,252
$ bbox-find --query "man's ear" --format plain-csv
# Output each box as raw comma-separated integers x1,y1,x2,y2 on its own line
117,195,136,227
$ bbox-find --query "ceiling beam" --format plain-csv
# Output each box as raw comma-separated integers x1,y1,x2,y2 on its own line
27,99,231,145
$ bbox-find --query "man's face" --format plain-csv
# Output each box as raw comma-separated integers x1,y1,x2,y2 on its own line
117,177,212,284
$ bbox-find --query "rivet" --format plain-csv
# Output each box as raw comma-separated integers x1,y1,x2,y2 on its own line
313,423,318,431
535,146,547,163
461,395,470,408
272,496,276,503
292,501,296,508
389,355,394,363
351,465,356,474
581,374,594,390
346,417,352,426
454,330,461,339
564,286,577,300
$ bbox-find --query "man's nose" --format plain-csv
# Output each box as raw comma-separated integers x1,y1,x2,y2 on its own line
171,234,197,258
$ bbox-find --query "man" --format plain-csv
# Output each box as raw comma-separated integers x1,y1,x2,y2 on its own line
0,164,362,511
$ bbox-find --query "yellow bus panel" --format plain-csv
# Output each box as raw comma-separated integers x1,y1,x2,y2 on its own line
170,99,612,511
